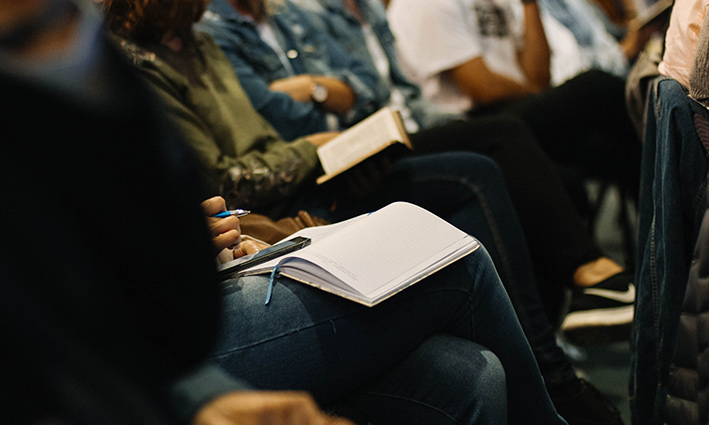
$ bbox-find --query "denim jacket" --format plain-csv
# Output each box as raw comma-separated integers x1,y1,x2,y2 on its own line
631,77,709,424
197,0,381,141
290,0,461,129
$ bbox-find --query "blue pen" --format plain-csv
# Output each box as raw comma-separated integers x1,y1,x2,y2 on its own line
213,209,251,218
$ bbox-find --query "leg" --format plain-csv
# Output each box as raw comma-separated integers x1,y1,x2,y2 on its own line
342,335,507,425
288,152,577,387
488,70,642,198
410,117,603,309
211,247,566,425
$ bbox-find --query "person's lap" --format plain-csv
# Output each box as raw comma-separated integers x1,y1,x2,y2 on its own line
285,151,576,386
209,247,566,425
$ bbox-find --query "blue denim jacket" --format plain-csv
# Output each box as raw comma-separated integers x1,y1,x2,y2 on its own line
197,0,381,141
291,0,460,129
631,77,709,424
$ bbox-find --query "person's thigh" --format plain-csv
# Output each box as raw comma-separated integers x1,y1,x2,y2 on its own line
209,248,503,402
343,335,507,425
492,70,642,188
210,246,566,425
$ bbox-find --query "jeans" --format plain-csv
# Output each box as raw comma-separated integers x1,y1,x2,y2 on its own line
211,247,567,425
411,116,603,318
471,70,642,198
630,77,709,424
287,152,577,388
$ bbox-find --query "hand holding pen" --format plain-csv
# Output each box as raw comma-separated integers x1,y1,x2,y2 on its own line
201,197,249,253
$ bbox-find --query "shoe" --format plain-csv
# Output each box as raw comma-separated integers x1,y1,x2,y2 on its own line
548,377,625,425
561,272,634,345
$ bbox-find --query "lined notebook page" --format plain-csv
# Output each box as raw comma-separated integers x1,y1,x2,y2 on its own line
247,202,476,298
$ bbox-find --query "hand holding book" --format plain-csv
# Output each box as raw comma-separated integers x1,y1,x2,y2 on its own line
315,107,412,184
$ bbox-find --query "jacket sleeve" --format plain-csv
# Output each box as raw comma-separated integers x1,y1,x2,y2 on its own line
137,66,321,210
316,26,382,126
293,6,383,126
166,364,253,425
205,32,333,141
199,8,383,140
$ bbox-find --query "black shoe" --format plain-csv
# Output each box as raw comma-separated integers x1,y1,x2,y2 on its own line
548,378,625,425
561,272,634,345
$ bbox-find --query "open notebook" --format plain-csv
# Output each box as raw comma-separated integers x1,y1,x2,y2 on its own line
237,202,480,307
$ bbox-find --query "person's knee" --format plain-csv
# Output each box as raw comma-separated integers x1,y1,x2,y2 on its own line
436,152,505,190
421,335,507,424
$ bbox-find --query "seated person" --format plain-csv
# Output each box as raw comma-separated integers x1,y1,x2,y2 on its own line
103,0,621,424
286,0,636,324
532,0,660,85
0,1,346,423
196,0,636,344
386,0,642,205
4,1,566,424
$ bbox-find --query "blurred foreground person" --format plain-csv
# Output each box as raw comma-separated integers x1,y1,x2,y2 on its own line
0,1,350,424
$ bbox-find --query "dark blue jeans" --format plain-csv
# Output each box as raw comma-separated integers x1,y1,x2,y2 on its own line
211,247,567,425
287,152,576,388
630,77,709,424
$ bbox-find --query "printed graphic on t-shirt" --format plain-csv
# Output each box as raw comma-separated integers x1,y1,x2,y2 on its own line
473,4,509,37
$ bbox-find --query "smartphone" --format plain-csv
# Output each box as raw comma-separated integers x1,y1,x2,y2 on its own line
217,236,311,280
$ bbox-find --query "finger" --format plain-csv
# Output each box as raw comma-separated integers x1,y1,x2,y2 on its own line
210,215,241,237
201,196,227,216
213,229,242,252
232,240,261,258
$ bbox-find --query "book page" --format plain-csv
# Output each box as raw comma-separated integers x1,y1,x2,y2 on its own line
275,203,475,296
317,107,406,177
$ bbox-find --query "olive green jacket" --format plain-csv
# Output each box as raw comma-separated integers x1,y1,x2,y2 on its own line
116,33,320,213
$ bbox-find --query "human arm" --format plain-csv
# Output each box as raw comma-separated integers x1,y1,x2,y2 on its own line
388,0,547,107
134,58,320,210
193,391,355,425
168,364,351,425
448,0,549,105
197,7,381,140
268,74,355,115
447,57,540,105
196,29,335,141
516,1,551,90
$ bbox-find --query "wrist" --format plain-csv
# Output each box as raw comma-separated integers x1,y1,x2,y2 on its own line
309,77,329,104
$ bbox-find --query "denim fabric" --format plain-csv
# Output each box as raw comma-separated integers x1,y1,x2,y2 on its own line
290,0,459,129
283,151,578,388
630,77,709,424
537,0,628,77
197,0,381,141
212,246,568,425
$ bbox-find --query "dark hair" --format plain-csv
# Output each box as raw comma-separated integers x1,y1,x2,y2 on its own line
102,0,207,44
235,0,269,23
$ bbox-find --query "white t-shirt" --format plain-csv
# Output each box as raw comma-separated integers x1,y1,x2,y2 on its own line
658,0,709,88
387,0,526,113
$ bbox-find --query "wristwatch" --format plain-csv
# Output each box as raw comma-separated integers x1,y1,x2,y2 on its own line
310,81,329,104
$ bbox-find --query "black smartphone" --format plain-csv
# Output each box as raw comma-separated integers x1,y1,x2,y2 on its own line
217,236,311,280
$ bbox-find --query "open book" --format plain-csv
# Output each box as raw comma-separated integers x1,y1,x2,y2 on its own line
238,202,480,306
316,107,412,184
